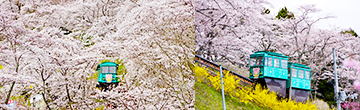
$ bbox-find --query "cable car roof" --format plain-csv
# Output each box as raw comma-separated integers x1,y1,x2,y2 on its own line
99,62,117,66
288,62,311,69
250,51,289,58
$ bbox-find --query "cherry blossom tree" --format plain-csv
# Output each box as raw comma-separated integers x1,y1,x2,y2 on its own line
1,0,194,109
0,0,41,106
195,0,283,66
195,0,360,101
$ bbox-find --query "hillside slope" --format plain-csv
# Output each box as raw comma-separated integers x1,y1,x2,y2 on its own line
195,82,269,110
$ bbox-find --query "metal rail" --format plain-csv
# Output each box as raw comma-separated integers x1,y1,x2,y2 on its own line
195,55,254,86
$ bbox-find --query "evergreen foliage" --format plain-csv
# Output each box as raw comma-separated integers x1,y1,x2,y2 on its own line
341,29,358,37
314,79,335,106
276,7,295,20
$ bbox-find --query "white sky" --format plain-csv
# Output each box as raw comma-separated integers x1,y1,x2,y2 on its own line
266,0,360,33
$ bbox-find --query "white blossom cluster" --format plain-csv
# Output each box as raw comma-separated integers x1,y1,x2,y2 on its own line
0,0,194,109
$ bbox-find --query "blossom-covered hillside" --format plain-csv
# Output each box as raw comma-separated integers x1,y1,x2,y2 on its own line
0,0,194,109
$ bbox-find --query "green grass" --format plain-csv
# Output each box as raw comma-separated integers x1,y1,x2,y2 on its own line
195,82,269,110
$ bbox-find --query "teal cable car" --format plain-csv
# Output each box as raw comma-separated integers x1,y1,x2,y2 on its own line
249,51,289,97
287,62,312,102
96,62,119,89
249,51,313,102
249,51,289,79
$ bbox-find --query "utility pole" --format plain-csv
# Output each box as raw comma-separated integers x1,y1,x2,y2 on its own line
333,48,340,110
289,63,293,101
220,65,226,110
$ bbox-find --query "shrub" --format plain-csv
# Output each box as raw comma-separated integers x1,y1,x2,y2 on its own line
241,84,318,110
341,101,360,109
194,64,241,97
207,70,239,95
195,65,320,110
194,65,209,83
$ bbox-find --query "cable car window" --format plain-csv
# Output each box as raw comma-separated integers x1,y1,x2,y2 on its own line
109,66,116,73
265,57,267,66
299,69,304,79
274,58,280,68
256,57,263,66
250,57,256,66
281,59,287,69
266,57,273,67
305,70,310,80
292,68,297,78
102,66,109,73
96,65,100,71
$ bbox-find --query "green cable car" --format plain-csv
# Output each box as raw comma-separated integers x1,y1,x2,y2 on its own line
249,51,289,97
249,51,289,79
96,62,119,89
287,62,312,102
249,51,313,102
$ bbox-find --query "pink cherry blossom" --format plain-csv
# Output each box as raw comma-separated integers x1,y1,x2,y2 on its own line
356,66,360,73
343,58,358,68
0,0,194,109
354,80,360,91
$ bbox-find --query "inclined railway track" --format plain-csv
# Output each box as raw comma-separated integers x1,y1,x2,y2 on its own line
195,55,254,87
